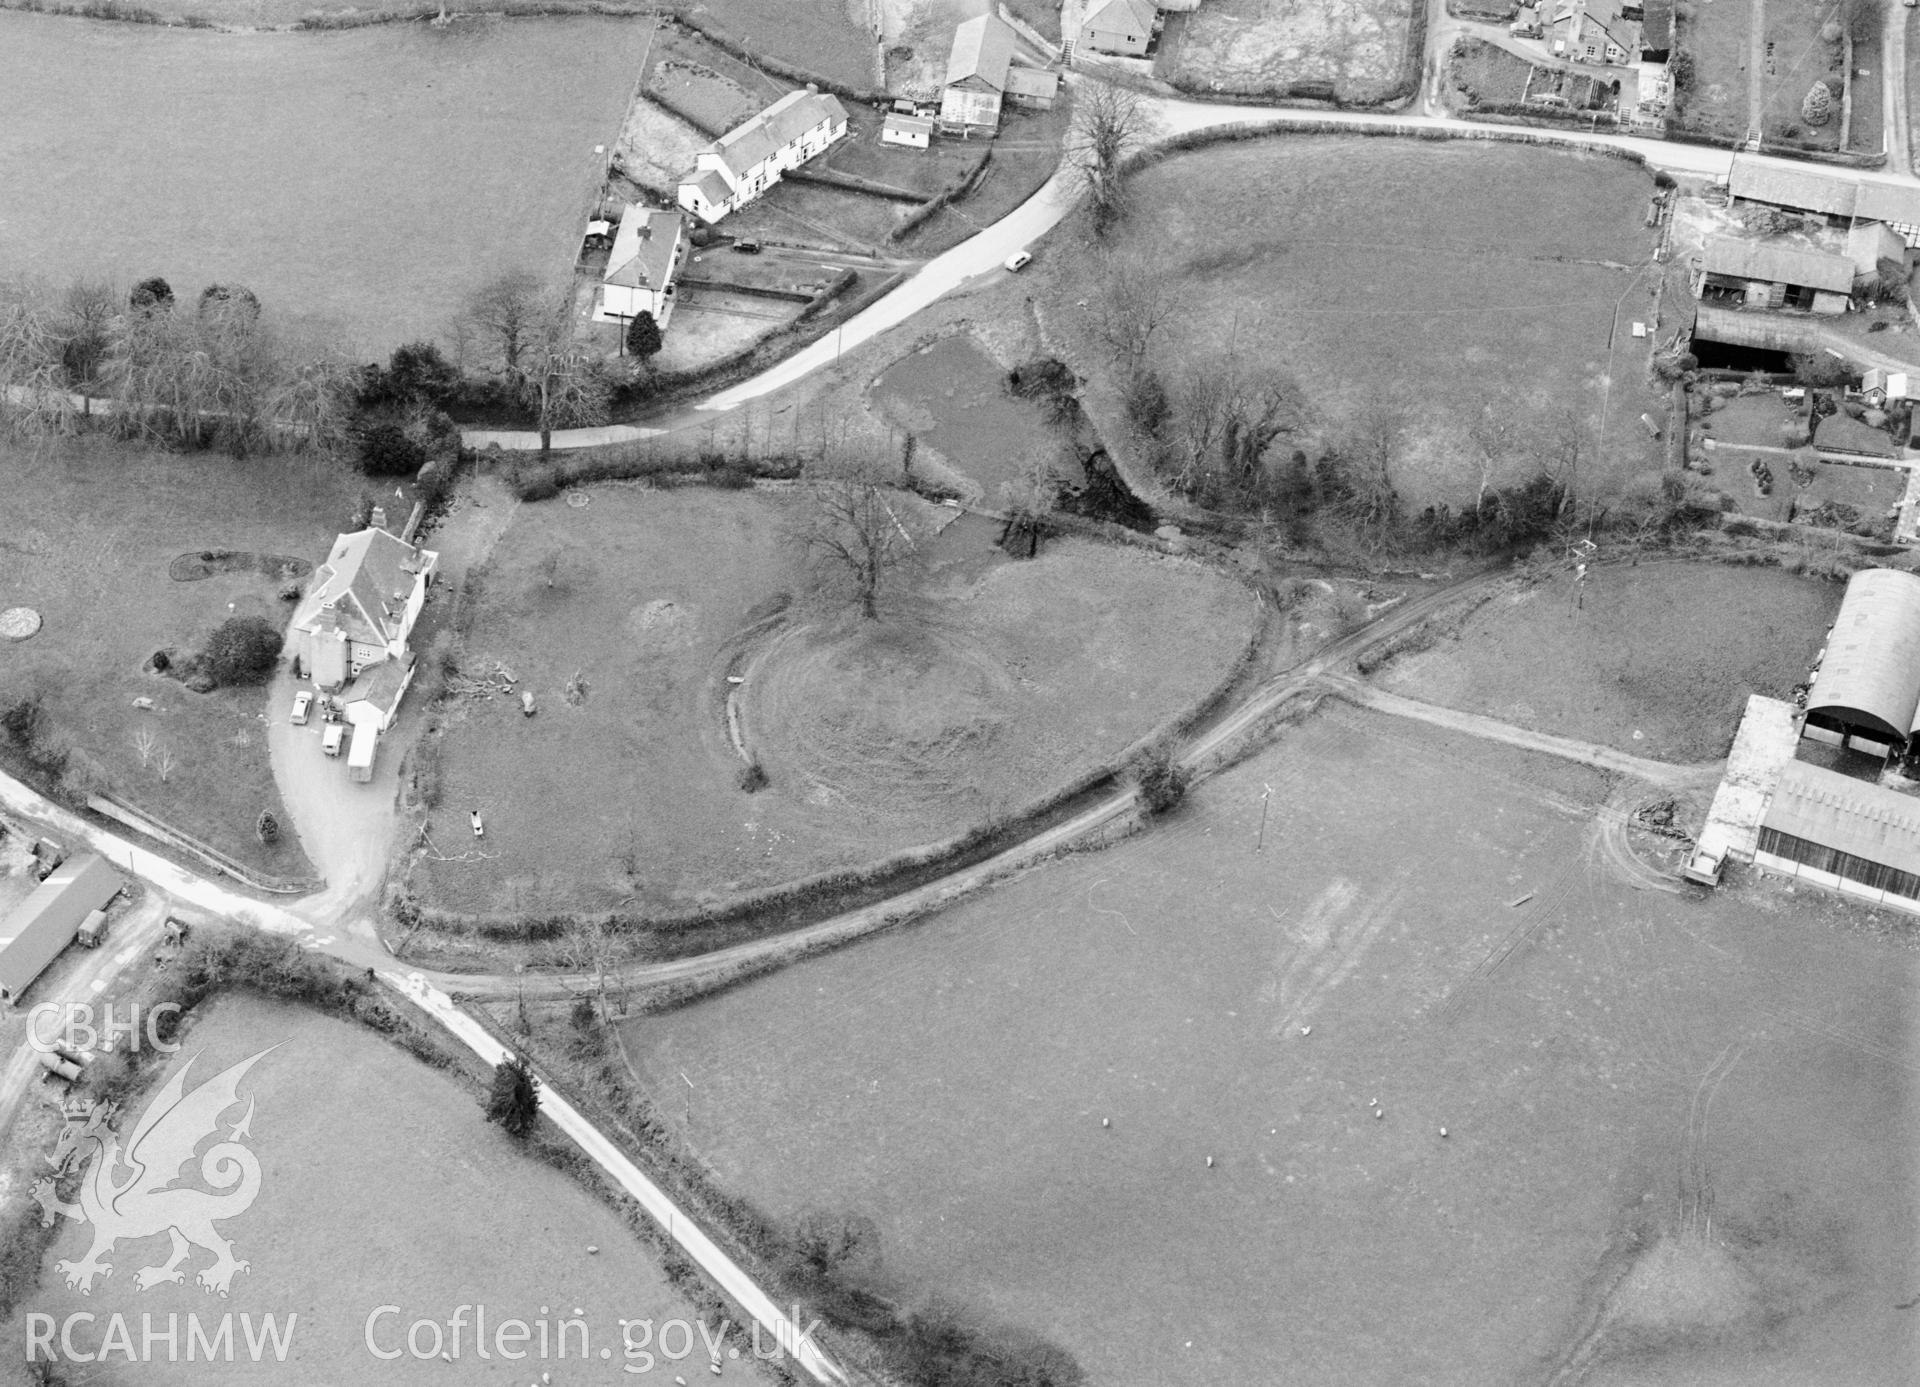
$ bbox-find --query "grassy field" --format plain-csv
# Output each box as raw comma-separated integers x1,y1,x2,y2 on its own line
1044,136,1665,509
1154,0,1417,102
627,705,1919,1386
416,488,1254,917
693,0,877,90
3,992,752,1382
0,11,650,356
1671,0,1752,140
1375,563,1841,761
870,332,1083,502
0,440,367,876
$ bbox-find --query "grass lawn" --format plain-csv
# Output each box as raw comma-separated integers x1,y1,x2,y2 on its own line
1846,23,1883,153
719,178,906,254
1374,562,1841,762
0,440,368,877
694,0,878,90
627,705,1919,1386
1154,0,1417,101
1002,0,1059,41
414,488,1255,917
3,991,752,1382
0,12,652,356
1445,35,1536,106
1044,136,1665,509
1672,0,1752,141
614,93,713,199
1757,0,1848,148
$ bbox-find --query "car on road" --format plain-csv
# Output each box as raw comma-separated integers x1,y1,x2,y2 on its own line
732,238,762,254
291,690,314,725
1005,250,1032,273
322,722,346,758
470,810,485,838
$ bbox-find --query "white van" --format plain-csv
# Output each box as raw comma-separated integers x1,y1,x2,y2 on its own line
322,722,346,758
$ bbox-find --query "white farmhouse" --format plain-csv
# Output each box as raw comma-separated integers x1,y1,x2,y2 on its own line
593,206,686,330
677,86,850,225
287,527,438,693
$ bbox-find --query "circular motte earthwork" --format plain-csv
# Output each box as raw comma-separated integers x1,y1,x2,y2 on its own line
0,607,42,640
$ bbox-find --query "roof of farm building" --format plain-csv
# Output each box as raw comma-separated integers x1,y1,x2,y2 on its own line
1639,0,1671,49
1804,567,1920,740
604,207,682,291
0,853,123,1001
1729,159,1859,218
884,112,934,136
1003,66,1061,100
685,169,730,209
1852,181,1920,230
947,13,1017,90
707,89,848,180
1762,759,1920,876
1699,236,1856,292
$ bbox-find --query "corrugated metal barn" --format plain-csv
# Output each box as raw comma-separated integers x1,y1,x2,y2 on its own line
1757,760,1920,913
1801,567,1920,758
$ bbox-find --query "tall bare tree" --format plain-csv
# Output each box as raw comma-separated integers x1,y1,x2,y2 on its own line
0,278,80,446
459,269,547,385
556,916,624,1026
1465,390,1522,513
790,456,920,619
1069,83,1150,235
1333,406,1405,551
1086,248,1177,378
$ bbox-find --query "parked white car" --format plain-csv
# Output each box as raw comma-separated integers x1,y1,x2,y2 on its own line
290,691,314,725
321,722,346,758
1004,250,1033,273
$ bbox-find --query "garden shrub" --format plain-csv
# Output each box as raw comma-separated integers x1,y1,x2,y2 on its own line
202,615,283,687
515,465,560,502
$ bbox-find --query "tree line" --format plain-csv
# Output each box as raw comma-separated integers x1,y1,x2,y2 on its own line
0,268,665,467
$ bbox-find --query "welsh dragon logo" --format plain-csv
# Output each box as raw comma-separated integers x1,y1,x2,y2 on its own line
31,1048,273,1298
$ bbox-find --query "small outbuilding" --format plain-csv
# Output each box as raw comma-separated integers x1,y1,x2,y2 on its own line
0,854,125,1004
882,112,934,149
1003,65,1061,109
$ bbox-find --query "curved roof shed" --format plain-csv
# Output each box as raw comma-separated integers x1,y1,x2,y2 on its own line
1804,567,1920,744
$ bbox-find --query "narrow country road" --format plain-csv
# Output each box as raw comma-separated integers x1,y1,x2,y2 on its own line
1747,0,1767,148
1318,674,1719,788
1885,1,1913,175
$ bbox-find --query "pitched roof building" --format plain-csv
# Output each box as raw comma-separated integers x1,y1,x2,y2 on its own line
289,528,439,692
594,207,686,329
1756,759,1920,911
1699,236,1856,294
677,88,850,224
0,854,123,1004
942,14,1019,130
1081,0,1159,56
